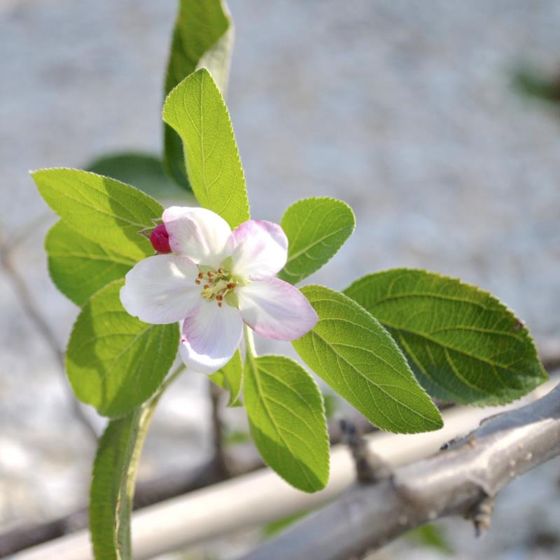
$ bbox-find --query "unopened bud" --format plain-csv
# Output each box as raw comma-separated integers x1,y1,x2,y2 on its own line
150,224,171,254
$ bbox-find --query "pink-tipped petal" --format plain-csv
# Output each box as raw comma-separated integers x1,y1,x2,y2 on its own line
231,220,288,280
179,301,243,374
162,206,233,266
237,278,318,340
120,254,199,324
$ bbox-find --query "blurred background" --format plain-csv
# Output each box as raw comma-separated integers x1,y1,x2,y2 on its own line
1,0,560,558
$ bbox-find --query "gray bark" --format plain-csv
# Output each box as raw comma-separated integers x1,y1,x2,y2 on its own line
242,382,560,560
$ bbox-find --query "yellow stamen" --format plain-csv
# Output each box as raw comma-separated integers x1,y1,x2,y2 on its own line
196,266,238,306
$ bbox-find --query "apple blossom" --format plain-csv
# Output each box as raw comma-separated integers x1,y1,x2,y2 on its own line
120,207,318,373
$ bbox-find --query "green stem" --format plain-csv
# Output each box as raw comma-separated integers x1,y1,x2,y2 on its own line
245,326,257,359
126,364,186,501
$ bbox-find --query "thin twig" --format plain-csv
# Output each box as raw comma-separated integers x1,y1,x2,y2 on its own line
0,229,99,441
7,381,556,560
540,338,560,372
339,419,391,483
209,380,232,479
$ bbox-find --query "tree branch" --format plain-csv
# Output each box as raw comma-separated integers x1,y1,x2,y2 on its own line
9,381,555,560
0,229,99,441
209,380,232,479
242,382,560,560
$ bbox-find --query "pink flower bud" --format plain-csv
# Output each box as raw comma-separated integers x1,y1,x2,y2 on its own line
150,224,171,253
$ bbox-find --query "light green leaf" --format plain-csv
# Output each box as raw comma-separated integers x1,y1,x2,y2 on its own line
163,0,233,187
244,355,329,492
90,409,142,560
66,280,179,417
162,68,250,228
46,221,135,306
32,168,162,260
345,269,547,405
293,286,443,433
279,197,355,284
209,350,243,407
86,152,186,199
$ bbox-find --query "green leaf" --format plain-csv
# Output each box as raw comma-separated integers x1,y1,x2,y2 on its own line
163,0,233,187
90,409,142,560
322,392,339,420
66,280,179,417
293,286,443,433
86,152,187,199
162,68,250,228
279,197,355,284
512,65,560,106
46,221,135,306
263,511,309,537
209,350,243,406
90,366,177,560
345,269,547,405
244,355,329,492
224,429,251,446
32,168,162,261
407,524,453,555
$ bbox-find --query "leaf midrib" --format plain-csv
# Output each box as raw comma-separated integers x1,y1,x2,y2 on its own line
310,329,438,428
378,319,527,372
249,359,315,489
286,223,353,265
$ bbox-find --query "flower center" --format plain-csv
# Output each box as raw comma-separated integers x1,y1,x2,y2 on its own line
195,267,238,307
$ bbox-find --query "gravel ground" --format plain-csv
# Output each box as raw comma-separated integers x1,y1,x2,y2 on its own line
1,1,560,558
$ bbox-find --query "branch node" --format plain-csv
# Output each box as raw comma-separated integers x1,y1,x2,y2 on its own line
466,493,495,537
340,419,392,484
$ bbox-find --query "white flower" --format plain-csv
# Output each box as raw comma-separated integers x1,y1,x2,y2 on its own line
120,207,318,373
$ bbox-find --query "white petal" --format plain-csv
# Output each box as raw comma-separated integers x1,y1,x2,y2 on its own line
120,254,200,324
179,301,243,374
231,220,288,280
238,278,318,340
163,206,233,266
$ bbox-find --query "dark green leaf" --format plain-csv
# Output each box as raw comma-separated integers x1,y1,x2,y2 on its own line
512,66,560,105
244,355,329,492
163,0,233,187
90,410,142,560
293,286,443,433
66,280,179,417
90,381,170,560
279,197,355,285
86,152,186,198
345,269,547,404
